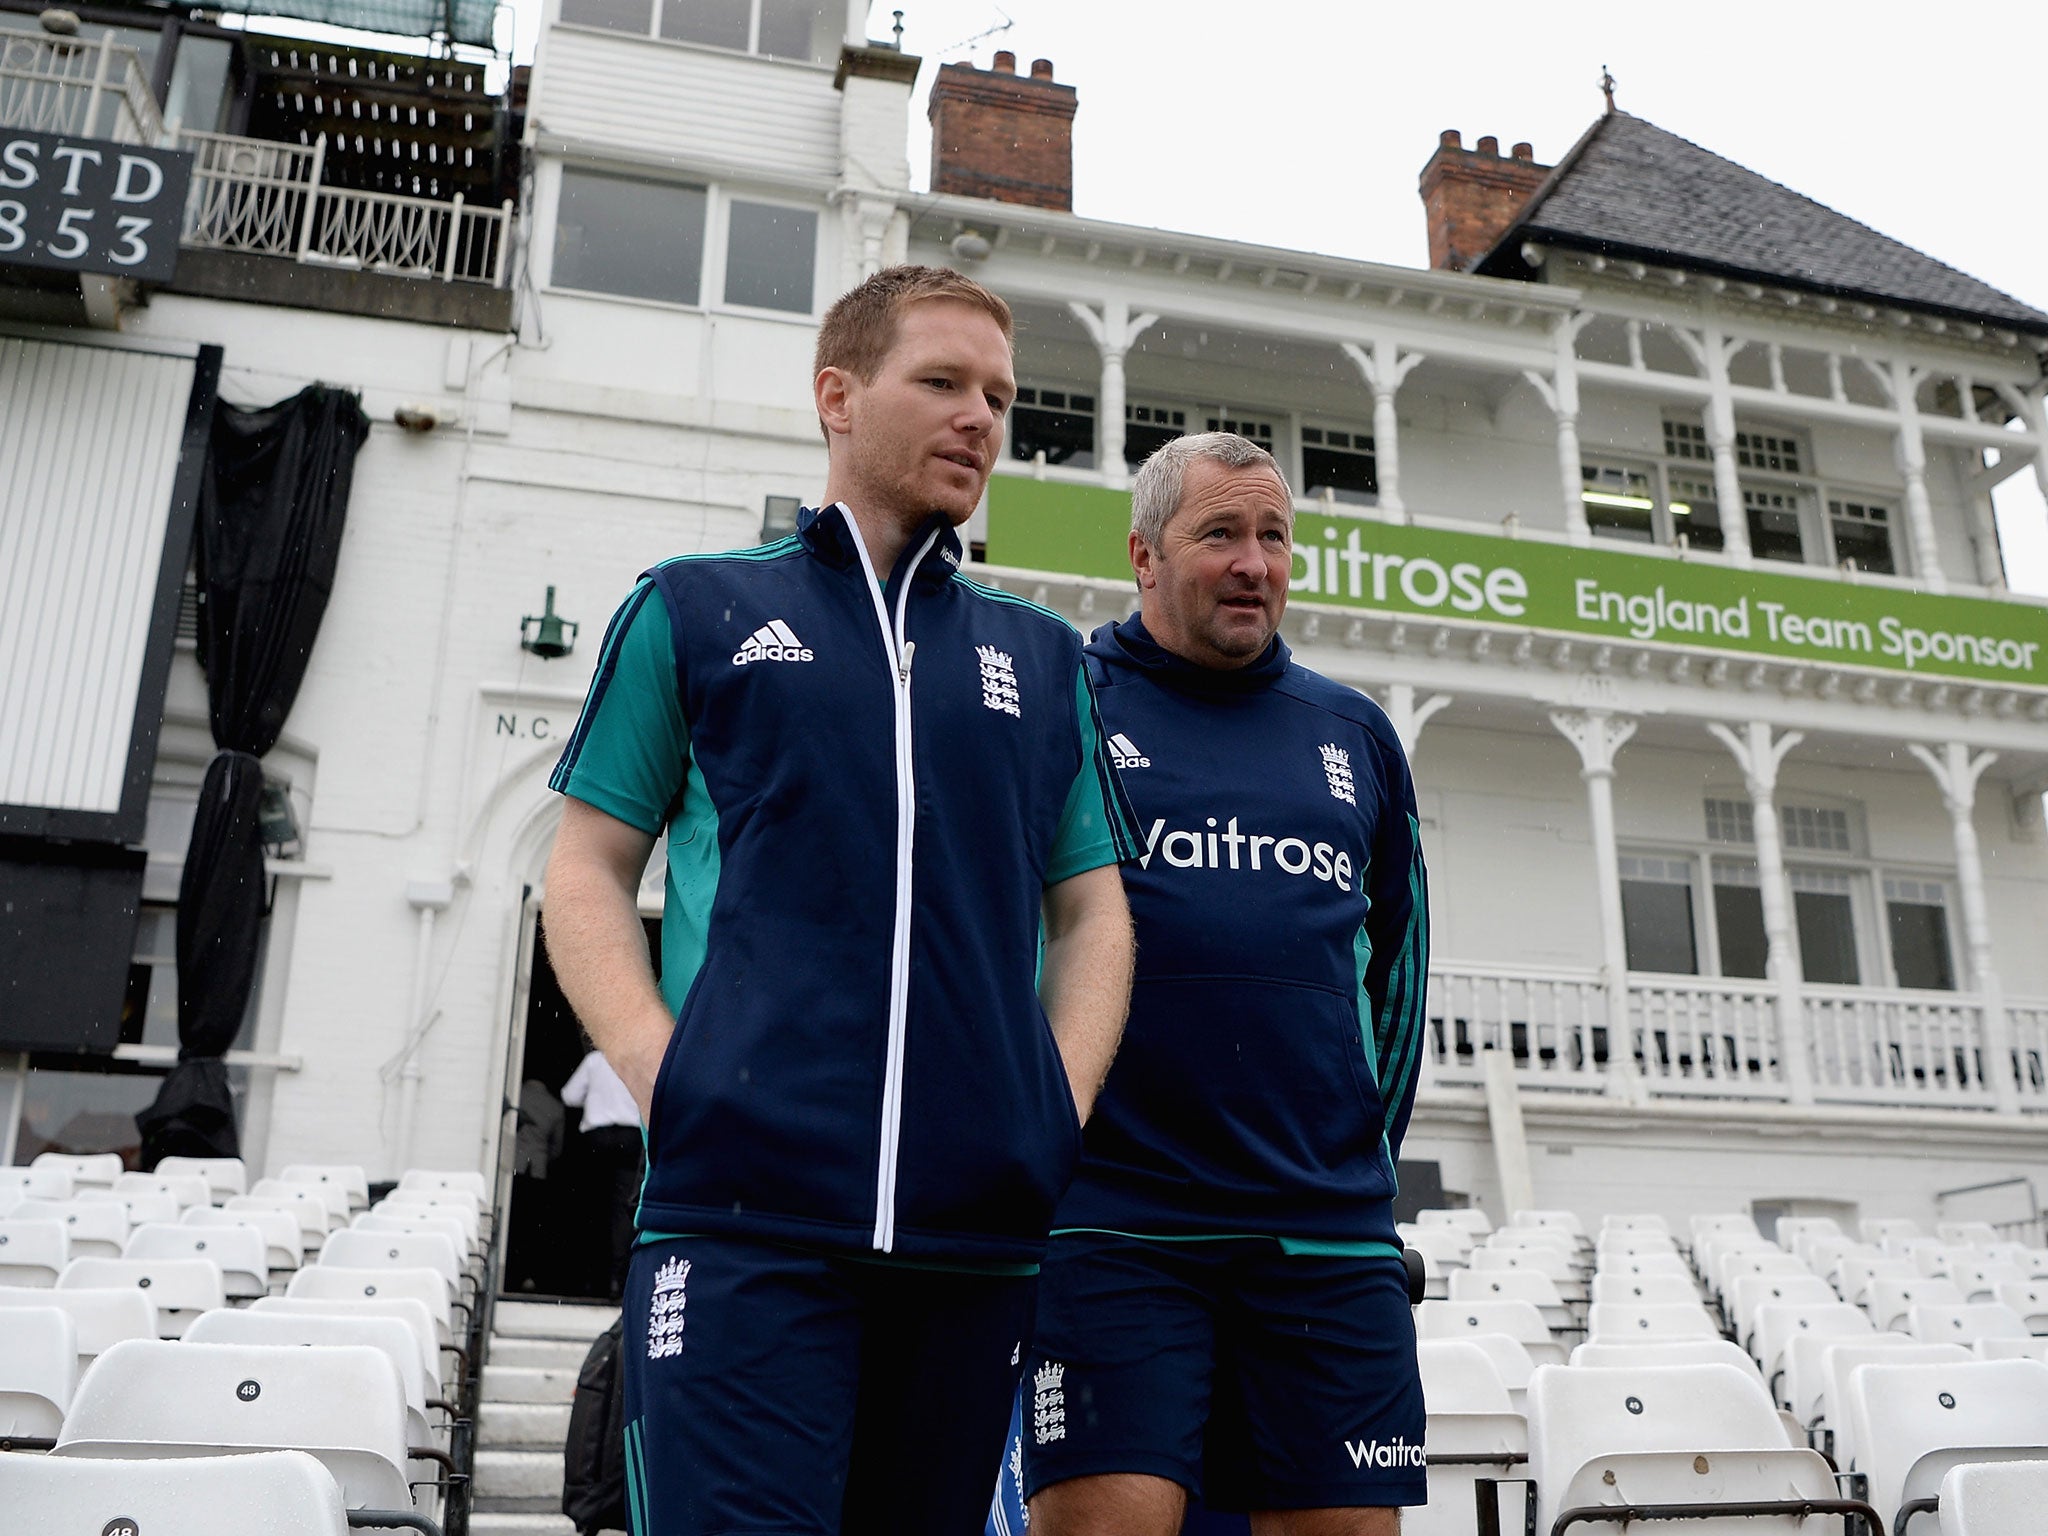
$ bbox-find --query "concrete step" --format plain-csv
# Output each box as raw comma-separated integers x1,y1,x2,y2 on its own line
481,1400,573,1447
486,1337,591,1370
473,1448,564,1502
468,1513,580,1536
492,1300,618,1341
484,1363,580,1403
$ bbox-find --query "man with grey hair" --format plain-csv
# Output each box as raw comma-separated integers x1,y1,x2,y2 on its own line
1019,432,1430,1536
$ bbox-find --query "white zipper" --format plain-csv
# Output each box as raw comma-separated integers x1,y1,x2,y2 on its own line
841,508,942,1252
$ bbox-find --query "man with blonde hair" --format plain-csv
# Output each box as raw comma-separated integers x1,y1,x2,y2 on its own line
1021,432,1429,1536
546,265,1137,1535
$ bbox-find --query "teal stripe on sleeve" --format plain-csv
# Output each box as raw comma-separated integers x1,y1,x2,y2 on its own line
1047,664,1141,881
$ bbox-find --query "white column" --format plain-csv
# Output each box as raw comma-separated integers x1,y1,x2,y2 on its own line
1700,326,1754,565
392,878,455,1177
1706,721,1813,1104
1907,742,2019,1114
1481,1048,1538,1218
1550,710,1641,1099
1381,683,1451,760
1889,361,1947,592
0,1052,25,1165
1515,313,1591,543
1069,300,1158,489
1341,340,1424,522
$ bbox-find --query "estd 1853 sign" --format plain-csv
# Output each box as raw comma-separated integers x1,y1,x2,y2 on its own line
0,129,194,284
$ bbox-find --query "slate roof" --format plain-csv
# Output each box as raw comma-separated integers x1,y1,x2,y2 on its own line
1475,112,2048,335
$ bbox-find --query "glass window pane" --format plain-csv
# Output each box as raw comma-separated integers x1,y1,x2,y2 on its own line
563,0,655,31
1889,902,1955,990
1794,889,1859,985
1667,474,1724,552
1125,422,1185,471
658,0,750,47
1714,883,1768,979
553,170,706,305
1622,879,1699,974
723,201,818,313
1744,487,1806,563
758,0,836,61
1303,443,1378,504
1009,399,1096,468
1583,463,1656,543
1832,514,1895,575
164,36,233,136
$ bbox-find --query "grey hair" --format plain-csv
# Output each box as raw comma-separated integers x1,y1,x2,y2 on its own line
1129,431,1292,548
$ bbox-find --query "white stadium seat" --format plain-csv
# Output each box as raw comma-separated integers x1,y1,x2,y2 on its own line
318,1229,466,1300
1412,1339,1524,1536
1993,1281,2048,1333
277,1163,370,1212
1935,1221,2002,1247
185,1204,301,1275
1752,1301,1871,1407
0,1304,77,1437
0,1165,75,1204
1905,1302,2031,1347
1867,1275,1967,1333
1783,1331,1920,1435
1773,1215,1842,1248
1594,1251,1695,1282
350,1213,477,1271
31,1153,121,1191
58,1256,225,1337
227,1191,330,1253
1584,1301,1721,1343
1569,1337,1765,1387
187,1306,443,1452
1488,1226,1578,1255
1594,1230,1680,1258
288,1266,455,1347
75,1188,180,1228
0,1449,351,1536
1837,1251,1918,1306
1470,1244,1575,1281
55,1338,418,1511
1400,1226,1472,1272
0,1283,157,1371
112,1172,211,1211
1821,1342,1970,1466
1600,1214,1671,1236
1447,1266,1571,1331
1862,1216,1922,1247
1588,1272,1701,1307
1949,1258,2028,1303
1939,1459,2048,1536
0,1218,69,1287
1849,1358,2048,1535
1973,1336,2048,1363
1415,1299,1565,1368
1418,1208,1493,1237
398,1169,488,1202
124,1222,269,1301
252,1177,349,1228
153,1155,249,1201
251,1294,445,1390
1712,1248,1809,1304
1690,1213,1761,1243
9,1199,127,1259
1725,1273,1837,1350
375,1196,483,1254
1524,1363,1845,1536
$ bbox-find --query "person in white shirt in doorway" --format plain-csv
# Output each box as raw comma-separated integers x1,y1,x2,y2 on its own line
562,1046,643,1301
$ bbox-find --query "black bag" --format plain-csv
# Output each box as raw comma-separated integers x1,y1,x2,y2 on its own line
561,1314,629,1535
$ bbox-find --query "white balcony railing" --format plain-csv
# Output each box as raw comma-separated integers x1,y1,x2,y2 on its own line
1425,962,1609,1092
1630,975,1785,1099
1424,960,2048,1116
1805,984,1998,1108
0,31,163,146
178,130,512,286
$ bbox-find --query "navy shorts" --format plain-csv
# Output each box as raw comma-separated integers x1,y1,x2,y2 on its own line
1020,1234,1426,1512
621,1233,1034,1536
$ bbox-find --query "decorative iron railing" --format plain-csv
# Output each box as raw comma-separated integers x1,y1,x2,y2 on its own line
0,32,163,145
179,129,512,286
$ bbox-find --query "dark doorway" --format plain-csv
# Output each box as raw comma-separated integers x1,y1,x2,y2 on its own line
502,912,659,1300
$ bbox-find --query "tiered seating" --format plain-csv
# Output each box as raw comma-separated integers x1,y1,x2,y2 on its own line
1849,1358,2048,1534
0,1160,497,1535
1407,1199,2048,1532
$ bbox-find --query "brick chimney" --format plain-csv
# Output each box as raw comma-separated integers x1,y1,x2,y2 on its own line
1418,131,1550,272
927,52,1077,212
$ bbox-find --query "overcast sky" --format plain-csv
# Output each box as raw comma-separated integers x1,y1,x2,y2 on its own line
511,0,2048,590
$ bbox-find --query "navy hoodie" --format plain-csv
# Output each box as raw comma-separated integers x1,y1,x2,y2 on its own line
1056,615,1429,1245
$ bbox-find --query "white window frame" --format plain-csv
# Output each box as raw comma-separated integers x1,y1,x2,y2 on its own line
1617,850,1708,977
553,0,840,67
1297,419,1380,508
711,185,824,320
1877,873,1961,992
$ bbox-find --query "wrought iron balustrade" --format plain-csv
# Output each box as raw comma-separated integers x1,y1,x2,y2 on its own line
0,31,163,145
178,127,511,285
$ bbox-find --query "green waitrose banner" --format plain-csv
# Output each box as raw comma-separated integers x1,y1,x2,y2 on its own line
985,477,2048,689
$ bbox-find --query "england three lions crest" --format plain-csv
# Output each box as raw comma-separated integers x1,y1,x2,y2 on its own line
1031,1361,1067,1445
646,1255,690,1360
1319,743,1356,805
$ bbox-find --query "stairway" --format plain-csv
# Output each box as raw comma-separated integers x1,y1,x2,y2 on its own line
470,1298,619,1536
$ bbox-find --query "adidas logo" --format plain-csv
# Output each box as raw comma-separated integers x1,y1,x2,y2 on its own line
732,619,814,666
1109,732,1150,769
